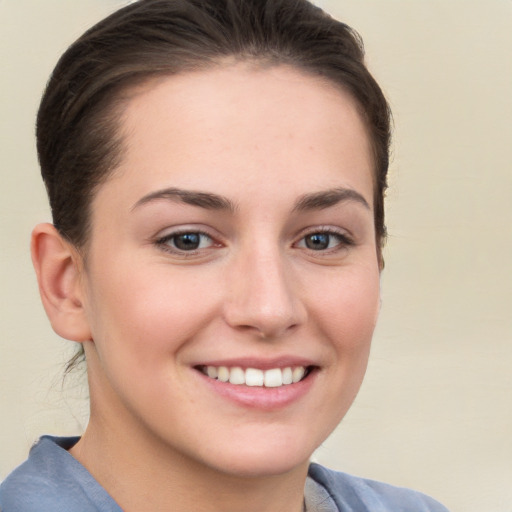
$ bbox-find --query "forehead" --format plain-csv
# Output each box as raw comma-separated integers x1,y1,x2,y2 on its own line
99,64,374,209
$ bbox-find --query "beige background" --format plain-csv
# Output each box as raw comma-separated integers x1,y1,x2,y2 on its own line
1,1,511,511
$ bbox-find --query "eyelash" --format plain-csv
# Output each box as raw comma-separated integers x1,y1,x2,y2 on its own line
155,229,217,255
154,227,354,256
295,227,354,253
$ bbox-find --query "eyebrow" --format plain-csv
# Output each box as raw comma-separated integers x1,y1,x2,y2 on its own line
293,187,370,212
131,187,236,212
131,186,369,213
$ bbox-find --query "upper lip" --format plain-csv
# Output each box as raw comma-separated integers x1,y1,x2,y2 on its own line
192,356,318,370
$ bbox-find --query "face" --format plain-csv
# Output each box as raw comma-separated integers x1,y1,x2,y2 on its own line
79,64,380,477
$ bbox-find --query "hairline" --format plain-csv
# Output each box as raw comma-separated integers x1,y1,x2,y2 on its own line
70,58,382,261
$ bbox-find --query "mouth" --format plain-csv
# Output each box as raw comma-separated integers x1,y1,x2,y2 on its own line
195,365,315,388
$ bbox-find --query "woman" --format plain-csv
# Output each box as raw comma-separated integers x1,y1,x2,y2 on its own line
0,0,449,510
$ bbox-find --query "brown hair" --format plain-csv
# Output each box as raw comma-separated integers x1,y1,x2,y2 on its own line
37,0,391,255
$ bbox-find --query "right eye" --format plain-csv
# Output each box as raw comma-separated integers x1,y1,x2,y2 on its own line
156,231,215,253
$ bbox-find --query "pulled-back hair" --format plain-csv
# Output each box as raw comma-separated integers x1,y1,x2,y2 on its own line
37,0,391,253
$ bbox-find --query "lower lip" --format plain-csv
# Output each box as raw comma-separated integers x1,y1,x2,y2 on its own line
195,369,317,410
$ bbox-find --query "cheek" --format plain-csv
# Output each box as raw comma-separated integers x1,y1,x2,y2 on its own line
308,263,380,352
85,260,220,362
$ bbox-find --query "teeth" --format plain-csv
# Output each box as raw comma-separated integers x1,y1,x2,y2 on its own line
217,366,229,382
264,368,283,387
245,368,264,387
203,365,309,387
282,367,293,385
292,366,306,383
229,367,245,385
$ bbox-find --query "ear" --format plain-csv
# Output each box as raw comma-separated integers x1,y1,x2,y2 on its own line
31,223,92,342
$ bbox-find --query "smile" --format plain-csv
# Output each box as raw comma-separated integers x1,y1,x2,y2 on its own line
197,365,312,388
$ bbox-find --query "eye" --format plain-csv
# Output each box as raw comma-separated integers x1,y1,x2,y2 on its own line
156,231,215,253
296,230,353,251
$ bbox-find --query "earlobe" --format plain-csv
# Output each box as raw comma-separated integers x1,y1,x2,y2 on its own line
31,223,92,342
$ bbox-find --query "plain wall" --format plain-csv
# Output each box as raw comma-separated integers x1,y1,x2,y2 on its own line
1,2,511,511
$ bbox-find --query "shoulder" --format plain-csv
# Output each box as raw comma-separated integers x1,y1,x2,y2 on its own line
308,463,450,512
0,436,120,512
1,437,82,512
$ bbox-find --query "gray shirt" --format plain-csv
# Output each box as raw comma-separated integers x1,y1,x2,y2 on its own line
0,436,449,511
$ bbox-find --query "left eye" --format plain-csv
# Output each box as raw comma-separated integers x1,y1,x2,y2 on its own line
159,232,214,252
297,232,349,251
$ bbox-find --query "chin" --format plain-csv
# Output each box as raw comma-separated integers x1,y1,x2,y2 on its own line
211,452,310,479
195,430,322,478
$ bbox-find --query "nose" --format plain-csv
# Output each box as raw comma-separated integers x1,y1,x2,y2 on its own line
222,245,307,339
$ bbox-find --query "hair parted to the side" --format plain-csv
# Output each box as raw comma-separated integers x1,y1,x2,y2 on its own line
37,0,391,253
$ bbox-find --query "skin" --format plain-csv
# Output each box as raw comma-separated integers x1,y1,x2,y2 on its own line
32,63,381,512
